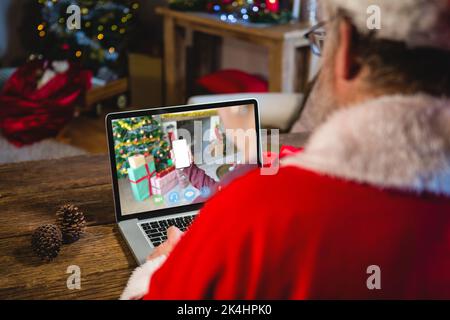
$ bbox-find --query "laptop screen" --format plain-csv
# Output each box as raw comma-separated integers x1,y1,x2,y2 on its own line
111,103,259,216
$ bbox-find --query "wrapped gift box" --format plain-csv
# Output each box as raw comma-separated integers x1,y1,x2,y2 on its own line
151,167,178,196
128,154,146,169
128,157,157,202
156,165,175,178
129,154,155,169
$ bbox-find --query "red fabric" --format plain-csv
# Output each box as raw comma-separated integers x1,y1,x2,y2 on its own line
0,60,92,146
145,165,450,299
197,69,268,94
280,145,303,156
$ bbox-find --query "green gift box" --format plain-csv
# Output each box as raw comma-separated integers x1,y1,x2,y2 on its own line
128,161,157,201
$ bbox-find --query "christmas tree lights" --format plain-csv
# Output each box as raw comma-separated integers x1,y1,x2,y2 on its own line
112,116,172,178
27,0,139,79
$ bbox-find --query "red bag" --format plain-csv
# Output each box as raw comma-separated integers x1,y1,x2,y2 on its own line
0,60,92,146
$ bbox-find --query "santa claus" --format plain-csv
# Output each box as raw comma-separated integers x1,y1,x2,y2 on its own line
121,0,450,299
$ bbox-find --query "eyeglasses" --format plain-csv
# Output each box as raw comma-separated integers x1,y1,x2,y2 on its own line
304,21,327,56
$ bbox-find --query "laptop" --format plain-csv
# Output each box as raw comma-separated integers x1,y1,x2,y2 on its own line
106,99,262,264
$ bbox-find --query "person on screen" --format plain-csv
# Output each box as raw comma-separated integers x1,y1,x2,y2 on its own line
121,0,450,299
173,109,259,202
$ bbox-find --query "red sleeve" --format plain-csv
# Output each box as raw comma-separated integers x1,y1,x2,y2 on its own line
143,165,450,299
144,168,308,299
182,164,218,191
280,145,303,157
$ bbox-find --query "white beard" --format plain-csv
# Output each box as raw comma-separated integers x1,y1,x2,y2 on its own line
291,69,338,133
285,93,450,196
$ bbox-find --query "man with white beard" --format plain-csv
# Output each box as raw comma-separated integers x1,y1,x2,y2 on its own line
292,0,450,133
121,0,450,300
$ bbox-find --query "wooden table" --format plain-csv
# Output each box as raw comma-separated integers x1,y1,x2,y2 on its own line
0,133,308,300
156,7,311,105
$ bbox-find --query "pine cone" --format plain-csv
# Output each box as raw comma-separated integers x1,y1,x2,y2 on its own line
56,204,86,244
31,224,62,262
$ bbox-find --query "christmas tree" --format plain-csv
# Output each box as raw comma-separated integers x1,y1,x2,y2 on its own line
24,0,139,80
112,116,173,178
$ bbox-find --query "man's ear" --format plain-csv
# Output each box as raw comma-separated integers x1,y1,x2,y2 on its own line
334,19,359,81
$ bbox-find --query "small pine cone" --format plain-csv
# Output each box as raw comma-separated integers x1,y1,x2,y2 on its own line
31,224,62,262
56,204,86,244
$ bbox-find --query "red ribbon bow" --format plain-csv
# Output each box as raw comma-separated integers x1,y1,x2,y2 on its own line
129,164,156,197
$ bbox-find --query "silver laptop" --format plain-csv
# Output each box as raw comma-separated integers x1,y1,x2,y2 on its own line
106,99,262,264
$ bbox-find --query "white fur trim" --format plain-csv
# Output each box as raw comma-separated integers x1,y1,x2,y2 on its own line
283,94,450,196
120,255,167,300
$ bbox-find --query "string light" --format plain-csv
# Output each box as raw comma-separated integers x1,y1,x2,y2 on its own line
33,1,142,160
213,1,288,24
35,0,137,59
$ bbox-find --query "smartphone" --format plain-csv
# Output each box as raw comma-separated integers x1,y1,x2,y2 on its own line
172,139,191,169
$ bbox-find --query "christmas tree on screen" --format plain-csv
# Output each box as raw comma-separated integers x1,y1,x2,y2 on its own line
112,117,172,178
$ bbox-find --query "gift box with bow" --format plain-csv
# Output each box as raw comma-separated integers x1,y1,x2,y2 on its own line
128,155,157,201
151,167,178,196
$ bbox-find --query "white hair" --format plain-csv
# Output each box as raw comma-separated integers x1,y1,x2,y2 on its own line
326,0,450,51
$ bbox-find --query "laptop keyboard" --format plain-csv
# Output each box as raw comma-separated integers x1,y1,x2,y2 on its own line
140,215,196,247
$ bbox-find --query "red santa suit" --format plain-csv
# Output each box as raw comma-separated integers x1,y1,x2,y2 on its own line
121,94,450,300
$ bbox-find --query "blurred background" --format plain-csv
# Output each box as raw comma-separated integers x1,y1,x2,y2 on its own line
0,0,320,161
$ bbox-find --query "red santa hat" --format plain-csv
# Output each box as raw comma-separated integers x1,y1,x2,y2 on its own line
324,0,450,51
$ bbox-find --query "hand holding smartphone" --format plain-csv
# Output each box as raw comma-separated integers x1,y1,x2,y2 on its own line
172,139,191,169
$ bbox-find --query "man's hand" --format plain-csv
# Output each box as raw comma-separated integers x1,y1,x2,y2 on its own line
147,226,184,261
